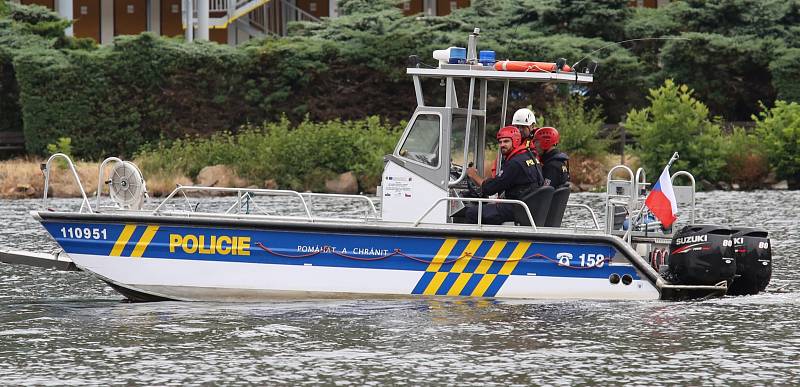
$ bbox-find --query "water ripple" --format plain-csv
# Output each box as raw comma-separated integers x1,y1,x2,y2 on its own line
0,192,799,385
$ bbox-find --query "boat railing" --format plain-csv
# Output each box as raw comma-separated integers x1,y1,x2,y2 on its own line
42,153,94,214
413,197,536,229
605,165,635,233
413,198,601,230
153,185,378,222
671,171,696,225
565,203,601,230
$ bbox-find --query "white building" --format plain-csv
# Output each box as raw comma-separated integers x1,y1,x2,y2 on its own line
12,0,472,45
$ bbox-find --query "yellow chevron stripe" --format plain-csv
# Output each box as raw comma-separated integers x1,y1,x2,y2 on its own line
447,273,472,296
426,239,482,296
426,239,458,272
498,241,531,275
450,240,483,273
131,225,160,258
452,241,506,296
471,241,531,297
471,274,496,297
110,225,137,257
423,272,450,295
473,241,507,274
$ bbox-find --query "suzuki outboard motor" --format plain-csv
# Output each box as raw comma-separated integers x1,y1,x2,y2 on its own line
728,227,772,295
665,225,736,286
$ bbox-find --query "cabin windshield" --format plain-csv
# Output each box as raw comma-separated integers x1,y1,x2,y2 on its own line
398,113,441,168
449,115,480,173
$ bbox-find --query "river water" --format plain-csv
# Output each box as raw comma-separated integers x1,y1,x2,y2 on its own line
0,192,798,385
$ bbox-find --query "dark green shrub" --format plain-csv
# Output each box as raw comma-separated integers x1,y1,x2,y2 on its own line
538,0,633,42
771,48,800,103
720,127,769,189
0,3,68,133
542,95,608,159
659,33,777,121
625,80,726,182
5,0,800,163
14,33,252,158
6,2,70,38
753,101,800,187
136,117,402,191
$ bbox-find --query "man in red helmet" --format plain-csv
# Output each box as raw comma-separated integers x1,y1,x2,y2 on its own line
533,127,570,188
464,126,544,224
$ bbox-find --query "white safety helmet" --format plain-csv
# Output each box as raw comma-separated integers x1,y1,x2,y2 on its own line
512,108,537,126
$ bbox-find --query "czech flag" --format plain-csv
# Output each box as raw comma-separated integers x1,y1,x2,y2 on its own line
645,166,678,228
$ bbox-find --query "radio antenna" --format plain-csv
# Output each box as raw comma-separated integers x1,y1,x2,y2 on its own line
571,37,691,70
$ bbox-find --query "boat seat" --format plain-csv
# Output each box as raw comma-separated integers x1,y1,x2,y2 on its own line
544,185,571,228
513,185,554,227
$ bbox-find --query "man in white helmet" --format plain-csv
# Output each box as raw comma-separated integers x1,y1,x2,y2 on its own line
512,108,537,144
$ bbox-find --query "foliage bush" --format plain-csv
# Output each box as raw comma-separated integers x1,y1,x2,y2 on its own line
135,117,402,191
720,127,769,190
542,95,608,158
2,0,800,181
771,48,800,102
659,33,777,121
0,3,66,133
14,33,252,157
753,101,800,187
625,80,726,182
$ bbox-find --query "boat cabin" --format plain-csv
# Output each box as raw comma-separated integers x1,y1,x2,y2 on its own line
381,33,594,226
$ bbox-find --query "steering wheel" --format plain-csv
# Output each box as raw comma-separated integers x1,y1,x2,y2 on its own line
450,162,483,198
449,162,463,178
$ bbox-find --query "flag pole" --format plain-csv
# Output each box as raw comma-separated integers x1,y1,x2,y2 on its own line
623,152,680,243
665,152,680,169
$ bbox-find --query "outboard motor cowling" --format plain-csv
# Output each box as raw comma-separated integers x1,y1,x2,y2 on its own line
666,225,736,286
728,227,772,296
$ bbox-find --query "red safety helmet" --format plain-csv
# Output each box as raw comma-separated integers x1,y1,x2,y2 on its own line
496,125,522,148
534,127,560,152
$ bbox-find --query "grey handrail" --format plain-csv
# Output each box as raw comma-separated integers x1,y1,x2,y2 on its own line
635,167,647,200
95,157,123,209
153,186,314,221
300,192,378,219
413,197,536,230
449,77,476,187
42,153,93,214
152,186,379,222
671,170,696,224
605,165,634,234
565,203,601,230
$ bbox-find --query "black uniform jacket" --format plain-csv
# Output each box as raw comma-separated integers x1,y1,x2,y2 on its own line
481,150,544,200
541,148,570,188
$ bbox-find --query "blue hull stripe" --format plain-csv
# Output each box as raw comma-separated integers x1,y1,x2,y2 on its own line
42,221,640,283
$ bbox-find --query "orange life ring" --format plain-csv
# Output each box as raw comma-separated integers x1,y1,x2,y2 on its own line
494,60,573,73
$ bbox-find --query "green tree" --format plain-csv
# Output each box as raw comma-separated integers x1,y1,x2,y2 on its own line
720,127,769,189
753,100,800,188
543,95,608,158
538,0,633,42
659,33,777,121
770,47,800,103
625,80,725,182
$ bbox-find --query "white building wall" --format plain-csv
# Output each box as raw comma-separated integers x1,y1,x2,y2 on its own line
100,0,114,44
56,0,74,36
150,0,161,35
328,0,336,17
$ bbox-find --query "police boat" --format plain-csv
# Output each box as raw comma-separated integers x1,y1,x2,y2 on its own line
2,29,772,302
